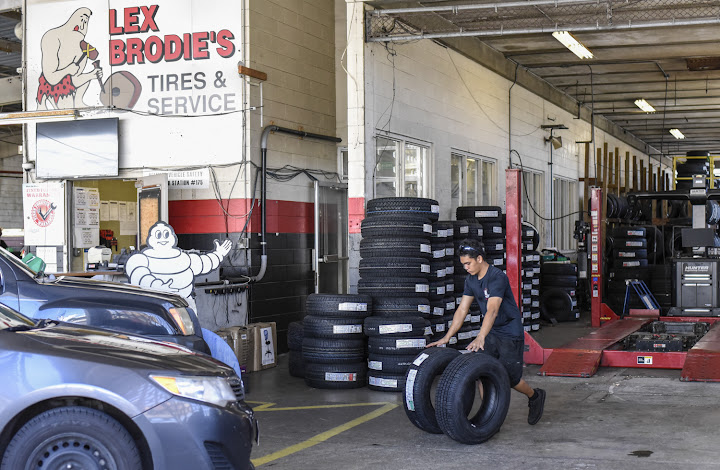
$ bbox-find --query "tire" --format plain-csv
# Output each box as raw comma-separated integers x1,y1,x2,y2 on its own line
614,249,648,259
368,336,427,355
361,215,433,238
1,406,141,470
435,353,511,444
303,315,365,339
452,221,470,239
302,338,366,364
368,353,418,374
541,263,577,275
366,197,440,221
611,238,648,249
289,350,305,378
403,347,462,434
432,221,454,239
360,237,433,259
359,257,431,279
540,288,575,322
541,274,578,288
287,321,304,350
372,297,432,317
368,371,406,392
304,362,367,389
610,227,646,238
306,294,372,318
456,206,503,222
358,277,430,298
364,316,429,337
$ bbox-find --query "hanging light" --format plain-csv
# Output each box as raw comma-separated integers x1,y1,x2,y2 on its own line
669,128,685,139
634,99,656,113
552,31,594,59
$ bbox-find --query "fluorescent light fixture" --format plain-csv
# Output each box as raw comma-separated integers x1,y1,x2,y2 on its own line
669,128,685,139
0,109,78,126
634,99,656,113
552,31,594,59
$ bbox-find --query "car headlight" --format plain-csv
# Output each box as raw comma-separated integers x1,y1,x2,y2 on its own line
150,375,237,407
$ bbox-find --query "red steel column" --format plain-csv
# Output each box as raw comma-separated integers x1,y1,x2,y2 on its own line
590,187,603,327
506,169,522,307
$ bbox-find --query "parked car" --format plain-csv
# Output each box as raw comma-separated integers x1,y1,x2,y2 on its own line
0,303,257,470
0,247,209,353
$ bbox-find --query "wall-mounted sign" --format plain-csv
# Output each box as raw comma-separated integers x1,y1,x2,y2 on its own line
23,182,66,246
144,168,209,189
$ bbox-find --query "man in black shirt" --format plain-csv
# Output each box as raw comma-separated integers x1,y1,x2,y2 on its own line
428,238,546,425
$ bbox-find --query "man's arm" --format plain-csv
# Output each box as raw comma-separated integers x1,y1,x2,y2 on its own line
466,296,502,352
427,295,474,347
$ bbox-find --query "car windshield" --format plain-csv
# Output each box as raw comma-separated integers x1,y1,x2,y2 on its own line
0,246,39,278
0,304,36,330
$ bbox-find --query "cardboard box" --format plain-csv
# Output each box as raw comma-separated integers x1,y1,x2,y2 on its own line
246,322,277,372
215,326,251,371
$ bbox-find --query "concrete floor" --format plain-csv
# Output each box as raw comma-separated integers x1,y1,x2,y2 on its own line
244,314,720,470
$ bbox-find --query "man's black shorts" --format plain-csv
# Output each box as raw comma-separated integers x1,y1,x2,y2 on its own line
481,332,524,387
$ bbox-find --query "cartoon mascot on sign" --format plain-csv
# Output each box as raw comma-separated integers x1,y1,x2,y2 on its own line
125,221,232,311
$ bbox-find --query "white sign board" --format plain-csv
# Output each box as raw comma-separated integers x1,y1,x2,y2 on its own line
73,187,100,248
23,182,66,246
144,168,209,189
26,0,245,168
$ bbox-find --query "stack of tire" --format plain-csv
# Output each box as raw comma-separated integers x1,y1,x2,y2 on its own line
540,261,580,323
302,294,372,389
456,206,506,271
428,221,459,347
521,223,541,332
608,226,649,269
287,320,305,378
358,197,437,392
675,151,709,190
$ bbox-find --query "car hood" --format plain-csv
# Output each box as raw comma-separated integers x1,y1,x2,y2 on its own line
42,277,188,305
13,322,232,375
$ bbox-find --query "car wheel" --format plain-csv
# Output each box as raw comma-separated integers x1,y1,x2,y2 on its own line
1,406,141,470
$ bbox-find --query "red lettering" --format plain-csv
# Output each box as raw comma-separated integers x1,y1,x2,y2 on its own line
109,9,123,35
124,7,140,34
140,5,160,32
126,37,144,64
164,35,182,62
109,39,126,65
192,32,209,60
216,30,235,58
145,36,164,63
183,33,192,60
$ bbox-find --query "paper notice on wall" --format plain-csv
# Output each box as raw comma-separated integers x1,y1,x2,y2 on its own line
127,204,136,223
108,201,119,220
100,201,110,221
73,187,100,248
36,246,56,267
23,182,65,246
120,221,137,236
118,201,128,221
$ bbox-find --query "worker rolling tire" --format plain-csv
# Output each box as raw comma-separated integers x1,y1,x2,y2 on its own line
303,316,365,340
435,353,511,444
372,297,431,317
361,216,433,238
610,227,646,238
287,321,304,351
304,362,367,389
306,294,372,318
364,316,429,337
358,277,430,298
360,237,433,260
366,197,440,221
456,206,503,222
541,263,577,275
359,257,431,279
403,347,462,434
368,336,427,356
368,353,417,374
368,371,405,392
302,338,366,364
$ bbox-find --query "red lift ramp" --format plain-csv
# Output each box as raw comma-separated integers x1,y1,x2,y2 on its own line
681,322,720,382
539,318,651,377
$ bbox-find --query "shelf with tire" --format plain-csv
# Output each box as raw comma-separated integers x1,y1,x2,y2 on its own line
521,223,542,331
358,197,439,392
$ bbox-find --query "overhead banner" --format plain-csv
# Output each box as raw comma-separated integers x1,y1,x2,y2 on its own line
23,182,66,246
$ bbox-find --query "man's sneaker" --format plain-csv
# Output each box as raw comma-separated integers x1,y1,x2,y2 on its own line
528,388,545,425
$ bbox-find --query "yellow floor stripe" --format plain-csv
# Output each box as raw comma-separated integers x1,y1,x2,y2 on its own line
251,403,398,467
255,402,393,412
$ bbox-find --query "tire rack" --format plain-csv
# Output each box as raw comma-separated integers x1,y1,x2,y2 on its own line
523,186,720,380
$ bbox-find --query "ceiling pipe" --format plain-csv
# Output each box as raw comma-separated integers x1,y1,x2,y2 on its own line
254,125,342,283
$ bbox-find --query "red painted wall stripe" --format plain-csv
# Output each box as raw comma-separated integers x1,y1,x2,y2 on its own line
169,199,315,234
349,197,365,234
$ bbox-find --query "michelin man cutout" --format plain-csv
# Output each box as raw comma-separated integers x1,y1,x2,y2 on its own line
125,221,232,311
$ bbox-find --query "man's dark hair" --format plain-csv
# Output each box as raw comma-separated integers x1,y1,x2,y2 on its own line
457,238,486,259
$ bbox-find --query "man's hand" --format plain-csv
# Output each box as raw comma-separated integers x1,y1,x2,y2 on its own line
427,337,449,348
466,335,485,352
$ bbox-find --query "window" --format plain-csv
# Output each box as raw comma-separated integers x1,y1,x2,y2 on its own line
450,151,497,216
553,177,578,251
374,136,430,198
519,168,545,244
338,147,348,182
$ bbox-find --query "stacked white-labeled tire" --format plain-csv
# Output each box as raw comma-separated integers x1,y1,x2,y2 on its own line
540,262,579,323
360,198,438,391
302,294,372,389
605,226,651,314
287,320,305,378
521,223,542,331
